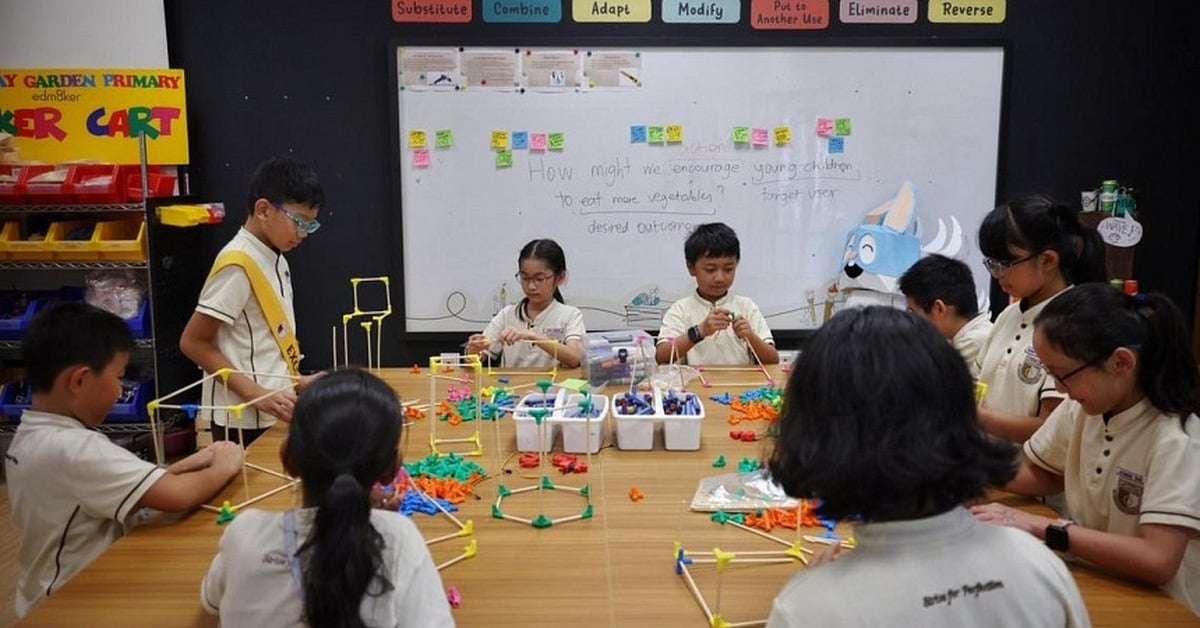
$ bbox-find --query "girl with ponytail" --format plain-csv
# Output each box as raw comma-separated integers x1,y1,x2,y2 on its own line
202,369,455,626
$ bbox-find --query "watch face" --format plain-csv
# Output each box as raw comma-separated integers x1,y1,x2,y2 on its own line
1045,524,1069,552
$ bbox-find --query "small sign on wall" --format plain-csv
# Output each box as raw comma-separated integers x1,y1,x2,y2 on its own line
1097,215,1143,248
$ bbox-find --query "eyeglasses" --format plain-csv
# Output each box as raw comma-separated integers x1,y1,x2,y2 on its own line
515,272,555,286
982,253,1037,277
1044,353,1109,390
270,202,321,234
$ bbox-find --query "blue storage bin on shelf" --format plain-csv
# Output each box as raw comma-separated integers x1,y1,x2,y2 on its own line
107,379,153,423
1,381,33,422
124,299,149,338
0,291,43,340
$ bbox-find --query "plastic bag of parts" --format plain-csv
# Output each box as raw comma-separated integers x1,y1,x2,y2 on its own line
84,270,145,320
581,329,655,389
689,469,799,512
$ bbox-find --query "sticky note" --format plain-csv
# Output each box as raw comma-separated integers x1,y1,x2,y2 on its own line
435,129,454,148
548,132,565,151
408,130,427,148
496,149,513,167
773,126,792,145
835,118,852,136
412,148,431,167
630,125,648,143
751,128,769,146
530,133,547,151
666,124,683,143
732,126,750,144
815,118,834,137
648,126,665,144
512,131,529,150
491,130,510,150
828,137,845,154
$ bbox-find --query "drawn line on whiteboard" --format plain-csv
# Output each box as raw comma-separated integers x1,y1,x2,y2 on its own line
578,208,718,217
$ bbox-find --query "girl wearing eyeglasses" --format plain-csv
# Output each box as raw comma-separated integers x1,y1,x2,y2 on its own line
972,283,1200,615
973,195,1105,443
466,238,585,368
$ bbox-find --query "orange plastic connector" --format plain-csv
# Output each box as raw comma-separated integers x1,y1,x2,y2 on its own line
629,486,645,502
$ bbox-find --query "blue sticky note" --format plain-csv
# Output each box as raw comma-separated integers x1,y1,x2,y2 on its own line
630,125,647,143
828,137,845,154
512,131,530,150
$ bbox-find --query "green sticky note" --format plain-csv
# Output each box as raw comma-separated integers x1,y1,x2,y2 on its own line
548,132,565,151
435,129,453,148
496,150,513,168
835,118,852,136
732,126,750,144
558,378,588,392
648,126,665,144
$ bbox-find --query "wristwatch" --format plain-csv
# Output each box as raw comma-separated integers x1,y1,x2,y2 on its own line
1045,519,1074,552
687,325,704,344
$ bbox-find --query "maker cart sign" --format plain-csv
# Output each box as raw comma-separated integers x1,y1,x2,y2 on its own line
0,69,188,165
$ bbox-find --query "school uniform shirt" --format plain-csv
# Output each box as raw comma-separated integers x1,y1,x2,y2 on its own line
1026,398,1200,614
953,312,993,378
195,227,297,430
657,291,774,366
5,410,167,618
201,507,455,627
767,507,1091,627
977,293,1068,418
482,300,585,368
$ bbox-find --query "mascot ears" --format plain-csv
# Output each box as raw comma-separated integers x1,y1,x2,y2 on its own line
862,181,915,234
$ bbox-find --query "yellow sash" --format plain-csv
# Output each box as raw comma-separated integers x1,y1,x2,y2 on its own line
208,251,301,376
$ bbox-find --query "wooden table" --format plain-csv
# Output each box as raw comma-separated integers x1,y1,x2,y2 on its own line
22,367,1197,626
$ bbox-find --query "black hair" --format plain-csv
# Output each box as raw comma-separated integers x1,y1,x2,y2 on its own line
767,307,1017,522
978,195,1105,285
286,369,401,627
22,301,134,393
1036,283,1200,421
246,156,325,215
517,238,566,322
898,253,980,317
684,222,740,266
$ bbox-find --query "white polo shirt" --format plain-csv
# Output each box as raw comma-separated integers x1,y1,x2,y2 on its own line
1026,398,1200,614
954,312,993,378
657,291,774,366
5,410,166,618
202,507,455,627
195,227,297,430
482,300,585,368
767,507,1090,627
977,293,1068,418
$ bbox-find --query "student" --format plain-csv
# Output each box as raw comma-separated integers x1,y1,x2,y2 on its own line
972,284,1200,615
180,156,325,446
655,223,779,365
201,369,455,626
766,307,1090,627
974,195,1105,442
466,238,585,368
899,253,992,376
6,302,243,618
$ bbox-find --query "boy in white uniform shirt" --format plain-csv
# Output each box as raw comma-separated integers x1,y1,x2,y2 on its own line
656,223,778,366
899,253,993,377
7,303,242,618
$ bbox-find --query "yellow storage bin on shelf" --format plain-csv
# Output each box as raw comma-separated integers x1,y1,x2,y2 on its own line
4,222,60,261
0,222,20,260
49,220,99,261
94,219,147,261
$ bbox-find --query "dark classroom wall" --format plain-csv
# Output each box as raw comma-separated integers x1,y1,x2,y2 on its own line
164,1,1200,369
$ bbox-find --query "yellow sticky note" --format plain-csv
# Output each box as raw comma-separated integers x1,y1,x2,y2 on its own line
491,130,510,150
773,126,791,145
408,130,427,149
665,124,684,143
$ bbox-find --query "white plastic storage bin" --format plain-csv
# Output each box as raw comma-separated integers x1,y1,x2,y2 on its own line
512,389,566,452
660,389,705,451
554,393,608,454
613,391,659,450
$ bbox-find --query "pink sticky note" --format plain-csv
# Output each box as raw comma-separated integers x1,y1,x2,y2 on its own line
530,133,548,151
751,128,769,146
816,118,834,137
412,148,431,168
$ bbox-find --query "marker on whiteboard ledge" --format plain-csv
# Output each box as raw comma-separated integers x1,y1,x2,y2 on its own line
619,70,640,86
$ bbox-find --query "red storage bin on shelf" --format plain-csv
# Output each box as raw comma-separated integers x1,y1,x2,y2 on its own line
18,165,72,204
0,166,22,204
125,168,176,201
69,164,124,204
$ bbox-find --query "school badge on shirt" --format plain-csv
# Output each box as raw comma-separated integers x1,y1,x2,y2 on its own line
1018,345,1044,384
1114,467,1144,515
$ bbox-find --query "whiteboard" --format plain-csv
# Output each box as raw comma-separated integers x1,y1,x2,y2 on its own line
395,46,1004,333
